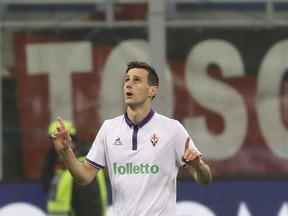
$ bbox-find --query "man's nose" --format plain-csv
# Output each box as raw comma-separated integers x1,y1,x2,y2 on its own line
125,81,132,88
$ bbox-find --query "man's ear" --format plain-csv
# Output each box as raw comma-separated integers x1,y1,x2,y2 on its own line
149,86,159,98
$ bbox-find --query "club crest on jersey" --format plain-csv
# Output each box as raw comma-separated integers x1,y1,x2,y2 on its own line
150,134,159,147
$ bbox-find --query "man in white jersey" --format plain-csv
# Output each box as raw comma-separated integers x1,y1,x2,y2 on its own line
51,61,212,216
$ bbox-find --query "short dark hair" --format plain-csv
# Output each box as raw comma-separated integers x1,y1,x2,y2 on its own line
126,61,159,87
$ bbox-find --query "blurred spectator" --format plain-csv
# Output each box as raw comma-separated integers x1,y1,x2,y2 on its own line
41,120,107,216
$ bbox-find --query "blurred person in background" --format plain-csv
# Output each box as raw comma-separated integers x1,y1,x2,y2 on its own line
41,120,108,216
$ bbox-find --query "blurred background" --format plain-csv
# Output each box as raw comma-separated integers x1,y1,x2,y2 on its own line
1,0,288,215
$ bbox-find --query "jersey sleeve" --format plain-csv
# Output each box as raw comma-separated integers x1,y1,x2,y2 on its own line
85,121,107,169
173,120,201,167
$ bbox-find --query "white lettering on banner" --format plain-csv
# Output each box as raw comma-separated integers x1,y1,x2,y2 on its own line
277,202,288,216
107,201,288,216
256,40,288,159
1,201,287,216
26,42,93,120
0,202,46,216
23,38,288,162
183,39,247,159
237,202,252,216
99,39,173,121
177,201,215,216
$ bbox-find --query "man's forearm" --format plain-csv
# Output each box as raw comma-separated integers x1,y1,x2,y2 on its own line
59,148,96,186
187,160,212,186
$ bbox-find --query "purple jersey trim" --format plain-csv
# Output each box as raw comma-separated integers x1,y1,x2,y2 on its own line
124,109,155,151
85,158,105,169
182,164,189,168
124,108,155,127
132,125,138,150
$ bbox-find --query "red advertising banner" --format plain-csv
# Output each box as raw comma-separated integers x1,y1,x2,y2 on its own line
10,28,288,179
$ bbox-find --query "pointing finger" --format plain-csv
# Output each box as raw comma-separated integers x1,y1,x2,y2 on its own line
57,116,66,130
184,137,190,153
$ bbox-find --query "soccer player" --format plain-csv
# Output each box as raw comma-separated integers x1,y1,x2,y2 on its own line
51,61,212,216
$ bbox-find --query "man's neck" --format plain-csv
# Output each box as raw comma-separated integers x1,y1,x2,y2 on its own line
126,106,151,125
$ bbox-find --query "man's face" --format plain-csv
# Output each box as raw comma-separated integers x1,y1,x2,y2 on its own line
123,68,157,108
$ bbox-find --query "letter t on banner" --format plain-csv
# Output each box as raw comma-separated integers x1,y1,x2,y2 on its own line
26,42,93,120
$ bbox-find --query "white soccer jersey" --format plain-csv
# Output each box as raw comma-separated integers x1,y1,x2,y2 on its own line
86,109,201,216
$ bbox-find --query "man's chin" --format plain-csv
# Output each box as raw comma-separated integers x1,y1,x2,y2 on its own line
125,98,133,104
125,101,133,107
125,101,138,109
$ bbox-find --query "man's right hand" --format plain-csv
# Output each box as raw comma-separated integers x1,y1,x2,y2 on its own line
51,116,72,152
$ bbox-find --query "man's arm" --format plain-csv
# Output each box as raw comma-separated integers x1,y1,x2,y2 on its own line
51,116,98,185
185,159,212,186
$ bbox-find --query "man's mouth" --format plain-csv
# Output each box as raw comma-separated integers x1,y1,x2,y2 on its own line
126,92,133,96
